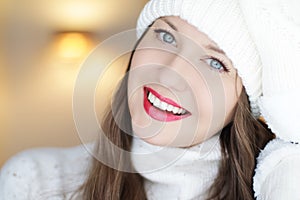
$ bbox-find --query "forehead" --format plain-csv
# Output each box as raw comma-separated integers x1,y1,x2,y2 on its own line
153,16,221,50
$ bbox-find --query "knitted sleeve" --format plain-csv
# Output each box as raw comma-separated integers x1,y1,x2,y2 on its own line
253,139,300,200
0,143,93,200
0,149,41,199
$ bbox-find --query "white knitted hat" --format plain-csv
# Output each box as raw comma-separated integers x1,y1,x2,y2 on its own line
136,0,263,117
240,0,300,142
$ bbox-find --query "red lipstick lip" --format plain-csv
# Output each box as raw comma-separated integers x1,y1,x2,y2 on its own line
145,87,183,108
143,87,191,122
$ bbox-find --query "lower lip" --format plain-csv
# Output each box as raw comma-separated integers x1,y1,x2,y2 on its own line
143,88,191,122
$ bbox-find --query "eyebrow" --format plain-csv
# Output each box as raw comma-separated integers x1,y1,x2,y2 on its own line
160,18,178,31
205,44,226,55
160,18,226,56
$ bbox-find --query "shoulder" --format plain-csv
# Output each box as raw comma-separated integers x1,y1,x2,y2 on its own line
254,138,300,200
0,143,95,200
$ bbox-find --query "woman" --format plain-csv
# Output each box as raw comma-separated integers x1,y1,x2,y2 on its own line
0,0,274,199
78,0,274,199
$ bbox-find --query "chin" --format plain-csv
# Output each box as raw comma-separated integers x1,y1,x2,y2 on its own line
141,136,197,148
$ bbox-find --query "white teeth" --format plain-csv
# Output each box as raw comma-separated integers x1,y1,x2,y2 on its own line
148,93,155,103
147,91,187,115
172,107,179,114
160,102,168,110
167,104,173,112
153,98,160,107
178,108,183,113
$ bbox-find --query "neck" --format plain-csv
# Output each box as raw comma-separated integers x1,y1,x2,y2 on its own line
130,133,222,199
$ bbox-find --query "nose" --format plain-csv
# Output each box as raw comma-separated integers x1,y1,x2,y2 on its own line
158,53,188,91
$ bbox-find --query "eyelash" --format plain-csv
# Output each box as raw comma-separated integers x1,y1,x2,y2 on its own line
153,28,230,73
205,56,230,72
154,28,177,46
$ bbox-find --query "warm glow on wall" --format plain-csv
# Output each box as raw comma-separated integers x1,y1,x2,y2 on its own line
44,0,104,31
51,32,93,61
0,0,148,167
18,0,148,32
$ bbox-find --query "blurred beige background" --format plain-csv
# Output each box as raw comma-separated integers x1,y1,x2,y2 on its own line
0,0,148,166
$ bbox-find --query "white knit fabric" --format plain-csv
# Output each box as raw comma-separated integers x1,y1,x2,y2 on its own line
239,1,300,198
130,133,221,199
0,136,221,200
2,138,300,199
253,138,300,199
0,144,93,199
136,0,263,117
239,0,300,142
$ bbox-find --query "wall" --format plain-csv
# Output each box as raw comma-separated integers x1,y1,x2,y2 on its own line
0,0,148,166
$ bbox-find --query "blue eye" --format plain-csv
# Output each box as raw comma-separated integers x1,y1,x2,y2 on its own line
205,58,226,71
154,29,177,46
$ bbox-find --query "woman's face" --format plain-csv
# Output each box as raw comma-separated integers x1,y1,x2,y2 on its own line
127,16,243,147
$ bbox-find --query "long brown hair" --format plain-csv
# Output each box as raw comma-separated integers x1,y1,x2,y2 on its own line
73,29,274,200
207,90,274,200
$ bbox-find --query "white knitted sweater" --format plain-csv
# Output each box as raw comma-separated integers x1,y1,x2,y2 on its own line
130,133,221,200
0,144,92,200
253,138,300,200
0,137,300,200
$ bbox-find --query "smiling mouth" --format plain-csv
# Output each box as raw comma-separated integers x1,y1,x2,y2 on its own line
143,87,191,122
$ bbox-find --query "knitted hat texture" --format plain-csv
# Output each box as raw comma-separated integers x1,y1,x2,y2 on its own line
240,0,300,142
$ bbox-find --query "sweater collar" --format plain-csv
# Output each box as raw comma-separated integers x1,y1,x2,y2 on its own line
130,133,222,199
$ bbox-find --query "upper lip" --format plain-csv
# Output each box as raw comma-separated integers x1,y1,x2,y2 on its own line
144,86,188,110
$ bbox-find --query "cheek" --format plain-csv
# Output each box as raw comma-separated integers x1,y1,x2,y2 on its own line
223,76,243,122
131,47,161,68
127,50,153,97
192,73,239,140
184,73,217,142
127,51,167,139
128,88,148,126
